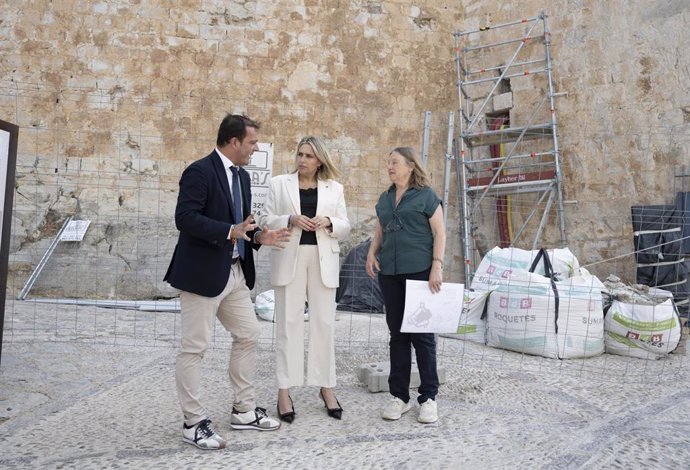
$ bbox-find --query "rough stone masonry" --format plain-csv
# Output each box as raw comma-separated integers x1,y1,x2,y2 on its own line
0,1,688,299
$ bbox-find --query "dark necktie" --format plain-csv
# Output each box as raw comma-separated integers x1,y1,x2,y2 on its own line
230,166,245,259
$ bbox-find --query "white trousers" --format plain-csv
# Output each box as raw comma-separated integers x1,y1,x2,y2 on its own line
274,245,337,388
176,262,260,426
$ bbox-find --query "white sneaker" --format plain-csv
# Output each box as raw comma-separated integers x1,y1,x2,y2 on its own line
182,419,226,450
230,407,281,431
381,397,412,420
418,399,438,424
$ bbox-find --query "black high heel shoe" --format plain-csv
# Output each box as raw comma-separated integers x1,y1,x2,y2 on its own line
277,395,295,423
319,388,343,420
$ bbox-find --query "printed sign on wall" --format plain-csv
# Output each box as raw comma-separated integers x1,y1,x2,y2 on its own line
245,142,273,215
0,119,18,365
0,128,9,243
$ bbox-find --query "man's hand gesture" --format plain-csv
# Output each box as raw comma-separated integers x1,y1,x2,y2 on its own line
233,214,258,241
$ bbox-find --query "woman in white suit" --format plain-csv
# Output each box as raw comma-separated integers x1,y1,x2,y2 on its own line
259,136,350,422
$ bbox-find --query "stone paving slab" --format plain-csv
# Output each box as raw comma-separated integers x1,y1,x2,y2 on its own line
357,361,447,392
1,306,689,469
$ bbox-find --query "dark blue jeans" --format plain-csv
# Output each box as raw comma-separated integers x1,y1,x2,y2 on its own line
378,269,439,404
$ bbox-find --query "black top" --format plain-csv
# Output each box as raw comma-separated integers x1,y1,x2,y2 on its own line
299,187,318,245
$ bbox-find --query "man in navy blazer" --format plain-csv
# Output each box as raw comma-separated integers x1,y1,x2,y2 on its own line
165,114,290,450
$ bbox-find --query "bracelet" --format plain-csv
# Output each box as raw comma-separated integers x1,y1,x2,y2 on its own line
433,258,443,268
230,225,236,243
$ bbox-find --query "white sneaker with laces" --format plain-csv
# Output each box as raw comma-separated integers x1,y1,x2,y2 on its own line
381,397,412,420
418,399,438,423
182,419,226,450
230,407,281,431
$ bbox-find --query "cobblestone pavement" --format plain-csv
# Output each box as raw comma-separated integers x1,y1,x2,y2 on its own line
1,302,689,469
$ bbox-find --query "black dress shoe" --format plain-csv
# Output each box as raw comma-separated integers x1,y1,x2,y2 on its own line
277,395,295,423
319,389,343,420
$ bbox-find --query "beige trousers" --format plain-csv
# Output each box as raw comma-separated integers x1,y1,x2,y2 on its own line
274,245,337,389
176,262,259,426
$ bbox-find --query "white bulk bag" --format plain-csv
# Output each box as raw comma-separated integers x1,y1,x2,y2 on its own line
471,246,581,293
555,271,606,359
604,299,682,359
444,290,489,344
255,290,276,322
486,249,605,359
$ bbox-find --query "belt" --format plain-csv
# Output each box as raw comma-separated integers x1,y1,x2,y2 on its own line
231,257,241,265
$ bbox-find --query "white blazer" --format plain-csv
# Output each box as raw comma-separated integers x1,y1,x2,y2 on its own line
258,173,351,288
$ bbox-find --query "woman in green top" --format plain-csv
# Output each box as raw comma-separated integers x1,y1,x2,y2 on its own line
366,147,446,424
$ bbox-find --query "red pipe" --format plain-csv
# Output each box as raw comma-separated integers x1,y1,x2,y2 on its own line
490,116,510,247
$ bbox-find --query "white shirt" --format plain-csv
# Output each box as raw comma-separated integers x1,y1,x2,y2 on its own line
215,148,241,259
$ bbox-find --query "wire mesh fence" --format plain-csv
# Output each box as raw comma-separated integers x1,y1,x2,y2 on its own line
2,82,689,384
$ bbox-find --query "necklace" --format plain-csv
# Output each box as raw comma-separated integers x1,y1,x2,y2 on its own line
395,187,408,206
298,177,317,190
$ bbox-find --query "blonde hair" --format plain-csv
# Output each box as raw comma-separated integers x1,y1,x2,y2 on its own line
294,136,340,180
390,147,430,189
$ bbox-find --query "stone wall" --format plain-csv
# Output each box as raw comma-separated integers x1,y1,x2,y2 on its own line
1,0,688,298
548,0,689,277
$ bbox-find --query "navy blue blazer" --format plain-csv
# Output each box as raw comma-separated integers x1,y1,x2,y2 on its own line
164,151,260,297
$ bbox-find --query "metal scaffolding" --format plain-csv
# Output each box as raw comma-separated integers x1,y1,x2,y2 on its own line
454,11,567,282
